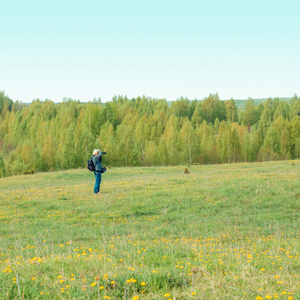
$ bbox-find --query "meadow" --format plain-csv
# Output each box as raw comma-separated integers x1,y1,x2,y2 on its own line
0,161,299,299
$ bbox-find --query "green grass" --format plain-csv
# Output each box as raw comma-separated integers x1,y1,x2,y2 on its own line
0,161,299,299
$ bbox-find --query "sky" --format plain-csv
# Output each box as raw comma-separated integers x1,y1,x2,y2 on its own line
0,0,299,103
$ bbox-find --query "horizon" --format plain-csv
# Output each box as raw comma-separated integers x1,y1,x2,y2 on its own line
1,0,300,103
2,92,297,105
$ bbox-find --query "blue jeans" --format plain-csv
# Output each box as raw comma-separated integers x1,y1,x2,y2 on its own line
94,171,102,193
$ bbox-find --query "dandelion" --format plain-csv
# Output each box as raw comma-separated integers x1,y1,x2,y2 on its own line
31,277,36,281
164,293,171,297
256,297,263,300
132,296,139,300
265,295,272,299
91,282,96,287
100,286,104,290
141,282,146,286
192,292,196,296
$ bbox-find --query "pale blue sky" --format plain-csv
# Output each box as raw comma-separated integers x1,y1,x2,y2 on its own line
1,0,299,102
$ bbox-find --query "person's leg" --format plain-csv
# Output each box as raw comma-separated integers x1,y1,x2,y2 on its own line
94,172,102,194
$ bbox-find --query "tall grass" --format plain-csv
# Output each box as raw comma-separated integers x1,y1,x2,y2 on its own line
0,161,299,299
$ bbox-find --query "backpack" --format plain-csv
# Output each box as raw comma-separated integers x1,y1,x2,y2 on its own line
87,157,95,172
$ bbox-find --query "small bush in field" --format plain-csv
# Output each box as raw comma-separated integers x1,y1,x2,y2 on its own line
184,168,190,174
23,169,35,175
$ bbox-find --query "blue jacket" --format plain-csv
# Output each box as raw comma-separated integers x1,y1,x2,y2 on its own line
92,152,103,172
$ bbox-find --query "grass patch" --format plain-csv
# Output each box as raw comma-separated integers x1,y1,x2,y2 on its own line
0,161,299,299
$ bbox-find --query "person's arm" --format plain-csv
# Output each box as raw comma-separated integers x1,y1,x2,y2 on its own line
93,151,102,164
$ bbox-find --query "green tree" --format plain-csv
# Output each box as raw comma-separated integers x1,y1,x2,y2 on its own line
134,118,147,165
0,91,13,117
20,142,35,171
258,99,273,136
225,99,238,122
242,130,252,162
158,135,168,166
232,127,241,162
242,98,257,126
191,102,203,127
163,116,180,165
289,116,300,159
0,156,5,177
280,129,290,159
115,124,135,166
179,118,196,164
273,101,289,120
145,141,160,165
263,127,281,160
170,97,191,119
202,93,226,123
288,94,300,120
41,135,56,170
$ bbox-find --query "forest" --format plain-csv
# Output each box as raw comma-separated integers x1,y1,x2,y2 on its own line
0,91,299,178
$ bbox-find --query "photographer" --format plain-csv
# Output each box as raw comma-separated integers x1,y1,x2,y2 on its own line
92,149,106,194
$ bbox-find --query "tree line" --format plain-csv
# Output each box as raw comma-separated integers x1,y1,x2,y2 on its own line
0,91,299,177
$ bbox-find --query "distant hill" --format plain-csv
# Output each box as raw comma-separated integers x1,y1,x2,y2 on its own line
167,97,293,110
6,96,294,110
232,97,292,110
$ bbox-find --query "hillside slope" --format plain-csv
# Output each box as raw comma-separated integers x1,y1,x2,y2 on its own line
0,161,299,299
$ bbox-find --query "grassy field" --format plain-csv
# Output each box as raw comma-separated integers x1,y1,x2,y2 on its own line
0,161,299,299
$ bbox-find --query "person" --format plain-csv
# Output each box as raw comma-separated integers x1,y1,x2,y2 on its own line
92,149,104,194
